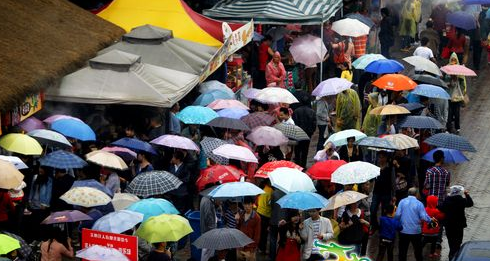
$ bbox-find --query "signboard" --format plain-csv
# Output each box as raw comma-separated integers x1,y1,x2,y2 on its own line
9,91,43,126
81,229,138,261
199,37,231,83
225,20,254,56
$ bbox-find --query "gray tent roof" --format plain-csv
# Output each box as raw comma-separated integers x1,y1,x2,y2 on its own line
89,50,141,72
122,24,173,44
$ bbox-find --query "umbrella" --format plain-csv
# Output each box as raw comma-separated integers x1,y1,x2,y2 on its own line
398,102,425,112
101,146,137,161
1,232,31,259
112,193,140,211
39,150,87,169
197,165,245,191
112,137,157,155
206,117,250,131
255,160,303,179
356,137,398,150
306,160,347,180
150,134,199,151
72,179,114,197
41,210,92,224
27,129,72,148
200,137,230,165
51,119,95,141
447,11,477,30
255,87,299,104
86,150,128,171
242,88,260,100
332,18,371,37
331,161,380,185
43,115,83,124
352,54,386,70
289,34,328,66
212,144,258,163
199,80,235,97
0,160,24,190
127,198,179,221
17,117,45,132
274,123,310,141
137,214,193,243
277,191,329,210
207,99,249,110
411,84,451,100
76,245,128,261
440,64,477,76
0,234,20,255
403,56,442,76
382,134,419,150
241,112,276,129
422,148,469,164
176,106,219,125
326,129,367,147
126,171,183,198
423,133,476,152
194,90,234,106
323,191,368,210
373,74,417,91
369,104,411,116
60,187,112,208
0,156,28,170
412,74,448,88
207,182,264,198
92,210,144,233
0,133,43,155
217,108,250,119
345,13,375,27
269,167,316,193
400,116,445,129
312,78,353,97
246,126,289,146
365,59,404,74
193,228,253,250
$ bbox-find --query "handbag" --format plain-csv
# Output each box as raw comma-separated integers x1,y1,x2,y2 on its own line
441,46,451,59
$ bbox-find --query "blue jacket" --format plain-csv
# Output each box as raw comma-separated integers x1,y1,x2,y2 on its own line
395,196,432,234
29,175,53,209
379,216,402,240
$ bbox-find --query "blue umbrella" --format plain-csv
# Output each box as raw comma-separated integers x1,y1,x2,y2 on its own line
176,106,219,125
356,137,398,150
411,84,450,100
365,59,404,74
422,148,469,164
194,90,234,106
398,102,425,112
207,182,264,199
112,137,157,155
51,119,95,141
400,116,444,129
424,133,476,152
39,150,87,169
217,108,249,119
466,0,490,4
345,13,375,28
277,191,329,210
92,210,144,233
447,11,477,30
352,54,386,70
126,198,179,221
72,179,114,197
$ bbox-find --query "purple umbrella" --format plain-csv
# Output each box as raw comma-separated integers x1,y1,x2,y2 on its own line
242,88,260,99
447,11,477,30
102,146,137,161
290,34,327,67
43,114,83,124
150,134,200,151
17,117,45,132
312,78,353,97
41,210,92,224
246,126,289,146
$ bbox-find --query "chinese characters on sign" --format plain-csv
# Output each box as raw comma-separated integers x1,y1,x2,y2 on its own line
81,229,138,261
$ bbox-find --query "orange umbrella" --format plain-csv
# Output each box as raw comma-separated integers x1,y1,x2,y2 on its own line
372,74,417,91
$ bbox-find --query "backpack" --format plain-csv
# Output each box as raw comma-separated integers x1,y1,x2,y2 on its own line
333,41,347,64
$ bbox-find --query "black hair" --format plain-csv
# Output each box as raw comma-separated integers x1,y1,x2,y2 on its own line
172,150,185,161
381,7,390,17
420,37,429,46
426,20,434,28
47,227,69,251
243,196,255,204
263,35,273,42
383,204,395,215
279,107,289,115
433,150,444,163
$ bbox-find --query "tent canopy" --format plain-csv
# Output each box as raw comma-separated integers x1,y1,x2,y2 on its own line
203,0,343,24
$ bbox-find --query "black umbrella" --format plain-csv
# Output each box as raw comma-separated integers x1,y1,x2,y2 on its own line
193,228,253,250
398,102,425,112
400,116,444,129
206,117,250,131
412,74,448,88
424,133,476,152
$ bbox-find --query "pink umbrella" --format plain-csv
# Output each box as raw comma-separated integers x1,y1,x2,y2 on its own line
290,34,327,67
212,144,258,163
17,117,45,132
207,99,249,110
150,134,200,151
44,114,83,124
246,126,289,146
101,146,137,161
440,65,477,76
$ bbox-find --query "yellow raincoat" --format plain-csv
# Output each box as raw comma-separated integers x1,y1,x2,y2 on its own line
447,52,467,101
399,0,420,38
335,89,361,131
362,93,382,136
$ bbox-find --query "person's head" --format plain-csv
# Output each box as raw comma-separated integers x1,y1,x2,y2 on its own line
426,20,434,29
263,35,272,45
137,152,150,163
171,150,185,165
347,136,356,146
150,116,162,127
394,149,406,158
348,202,359,211
278,107,290,121
48,226,69,248
377,151,388,165
381,7,390,17
152,242,167,250
433,150,444,164
243,196,254,213
344,184,354,191
256,102,269,112
408,187,418,196
324,141,336,156
448,185,465,197
124,125,135,137
449,52,460,65
360,181,370,193
272,51,281,64
307,209,321,220
287,210,300,224
383,204,395,216
419,96,430,106
171,102,180,113
420,37,429,47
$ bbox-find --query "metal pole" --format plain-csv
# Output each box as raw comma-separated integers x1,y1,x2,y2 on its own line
320,19,324,83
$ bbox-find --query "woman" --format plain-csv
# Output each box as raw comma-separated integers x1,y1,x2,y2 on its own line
338,202,369,255
265,52,287,88
313,141,340,162
358,182,372,256
27,166,53,241
379,7,394,58
316,96,331,151
148,242,171,261
399,0,419,51
100,168,120,194
332,37,355,76
276,210,302,261
362,93,382,137
40,227,74,261
0,189,14,231
447,29,466,63
338,137,362,162
336,89,362,132
446,53,466,133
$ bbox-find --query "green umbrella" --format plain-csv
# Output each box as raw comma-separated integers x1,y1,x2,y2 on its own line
0,234,20,255
136,214,192,243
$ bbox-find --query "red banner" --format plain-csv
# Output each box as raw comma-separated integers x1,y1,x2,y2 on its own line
81,229,138,261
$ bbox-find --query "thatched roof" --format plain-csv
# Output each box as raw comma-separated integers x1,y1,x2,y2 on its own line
0,0,125,111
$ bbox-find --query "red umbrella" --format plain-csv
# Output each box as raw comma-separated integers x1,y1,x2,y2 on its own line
306,160,347,180
196,165,245,191
255,160,303,179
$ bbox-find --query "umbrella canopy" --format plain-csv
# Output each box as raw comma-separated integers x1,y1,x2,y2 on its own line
112,193,140,211
356,137,398,150
312,77,353,97
207,182,264,198
217,108,250,119
278,191,329,210
274,123,310,141
43,115,83,124
269,167,316,193
246,126,289,146
323,191,367,210
206,117,250,131
27,129,72,148
72,179,114,197
364,59,404,74
199,81,235,97
197,165,245,191
422,148,469,164
400,116,444,129
331,161,380,185
126,171,183,198
440,64,477,76
326,129,367,147
92,210,144,233
423,133,476,152
39,150,87,169
369,104,411,116
373,74,417,91
306,160,347,180
212,144,258,163
289,34,327,66
193,228,253,250
51,119,96,141
112,137,157,155
332,18,370,37
0,160,24,190
255,87,299,104
255,160,303,178
403,56,442,76
398,102,425,112
194,90,234,106
411,84,451,100
17,117,45,132
0,156,28,170
0,234,20,255
150,134,199,151
201,136,230,165
137,214,193,243
382,134,419,150
41,210,92,224
241,112,276,129
176,106,219,125
447,11,477,30
412,74,448,88
0,133,43,155
76,245,128,261
127,198,179,221
242,88,260,99
352,53,386,70
60,187,112,208
101,146,137,161
86,150,128,171
345,13,375,27
208,99,249,110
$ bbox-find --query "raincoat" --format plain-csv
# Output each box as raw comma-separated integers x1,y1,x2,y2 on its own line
362,93,382,136
265,52,286,88
422,195,445,235
399,0,420,38
447,53,467,102
335,89,361,132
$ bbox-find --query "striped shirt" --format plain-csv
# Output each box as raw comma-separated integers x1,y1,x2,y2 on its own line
424,166,450,205
353,35,368,58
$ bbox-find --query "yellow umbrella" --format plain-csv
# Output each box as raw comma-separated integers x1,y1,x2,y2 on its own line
322,191,367,211
0,133,43,155
137,214,193,243
369,104,410,116
382,134,419,150
0,160,24,190
86,150,128,170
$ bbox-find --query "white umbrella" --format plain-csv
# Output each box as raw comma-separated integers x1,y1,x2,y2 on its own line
290,34,327,67
86,150,128,170
0,156,28,169
326,129,367,147
323,191,368,210
60,187,112,208
332,18,371,37
254,87,299,104
76,245,128,261
269,167,316,193
382,134,419,150
331,161,380,185
212,144,258,163
111,193,140,211
403,56,442,76
199,80,235,97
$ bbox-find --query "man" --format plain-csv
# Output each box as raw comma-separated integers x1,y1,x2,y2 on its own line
278,107,295,125
424,150,451,205
200,192,220,261
236,197,261,261
316,96,331,151
256,35,274,89
413,37,437,65
147,115,165,141
269,188,286,261
169,102,181,134
300,209,334,261
419,20,440,59
370,151,394,230
292,97,317,168
168,151,190,213
395,187,433,261
430,4,450,55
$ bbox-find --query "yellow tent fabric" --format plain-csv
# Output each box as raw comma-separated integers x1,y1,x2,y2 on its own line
97,0,223,47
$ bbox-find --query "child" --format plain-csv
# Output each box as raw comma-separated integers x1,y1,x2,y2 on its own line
376,205,402,261
340,62,353,82
422,195,445,258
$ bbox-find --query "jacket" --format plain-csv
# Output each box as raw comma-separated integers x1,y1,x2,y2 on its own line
316,99,330,126
300,217,334,260
237,211,261,250
379,215,402,240
269,189,286,226
292,105,317,137
40,240,73,261
169,163,189,196
200,197,217,234
0,191,14,222
256,185,273,218
439,194,473,229
29,175,53,209
422,195,445,235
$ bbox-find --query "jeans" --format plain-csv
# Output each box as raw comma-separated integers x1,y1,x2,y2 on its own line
258,214,270,252
381,43,391,59
370,193,392,229
376,238,394,261
447,101,461,131
361,232,369,256
446,227,464,260
294,140,311,169
269,225,279,261
317,125,327,152
398,233,423,261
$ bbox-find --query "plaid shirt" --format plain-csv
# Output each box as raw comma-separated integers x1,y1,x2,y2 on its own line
424,166,451,205
353,35,368,58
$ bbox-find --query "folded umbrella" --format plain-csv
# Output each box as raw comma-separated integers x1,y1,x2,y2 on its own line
176,106,219,125
200,136,230,165
41,210,92,224
332,18,371,37
255,160,303,179
289,34,328,66
0,156,28,170
255,87,299,104
422,148,469,164
150,134,199,151
194,90,234,106
197,165,245,191
212,144,258,163
411,84,451,100
92,210,144,233
382,134,419,150
274,123,310,141
403,56,442,76
440,64,477,76
207,99,249,110
326,129,367,147
312,78,353,97
112,193,140,211
412,74,448,88
246,126,289,146
447,11,477,30
51,119,95,141
323,191,368,210
101,146,137,161
356,137,398,150
207,182,264,198
269,167,316,193
72,179,114,197
0,160,24,190
352,54,386,70
39,150,87,169
217,108,250,119
112,137,157,155
193,228,253,250
126,171,183,198
127,198,179,221
331,161,380,185
373,74,417,91
0,133,43,155
27,129,72,148
43,114,83,124
0,234,20,255
277,191,329,210
206,117,250,131
369,104,411,116
60,187,112,208
17,117,45,132
199,80,235,97
241,112,276,129
365,59,404,74
423,133,476,152
400,116,444,129
137,214,193,243
306,160,347,180
86,150,128,171
76,245,128,261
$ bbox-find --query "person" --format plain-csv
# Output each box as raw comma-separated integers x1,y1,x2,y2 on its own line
413,37,437,64
447,29,467,63
168,151,190,213
376,204,401,261
265,52,286,88
40,227,74,261
430,4,449,56
148,115,165,141
79,207,103,230
200,194,219,261
332,37,355,76
316,96,331,151
256,179,272,254
446,53,466,133
358,182,372,255
257,146,284,166
339,62,353,82
424,150,450,206
132,152,153,177
439,186,474,260
379,7,395,58
276,210,302,261
236,197,261,261
431,97,449,129
0,189,14,231
338,202,369,255
292,96,316,168
269,188,286,261
169,102,181,134
393,150,410,203
278,107,295,125
223,201,240,229
362,93,382,137
391,91,408,105
26,166,52,240
313,141,339,162
338,137,362,163
395,187,433,261
419,20,440,59
50,168,74,212
148,242,171,261
370,151,394,230
335,89,361,132
400,0,419,51
257,36,274,89
300,209,334,261
422,195,445,258
100,168,120,194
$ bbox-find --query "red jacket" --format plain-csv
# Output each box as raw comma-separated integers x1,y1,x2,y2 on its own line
237,210,261,251
0,191,15,222
422,195,445,235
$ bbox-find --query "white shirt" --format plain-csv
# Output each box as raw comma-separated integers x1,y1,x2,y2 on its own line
413,46,434,60
283,117,295,125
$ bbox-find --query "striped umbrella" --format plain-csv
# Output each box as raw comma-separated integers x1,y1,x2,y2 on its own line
381,134,419,150
423,133,476,152
200,137,231,165
400,116,444,129
274,123,310,141
193,228,253,250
